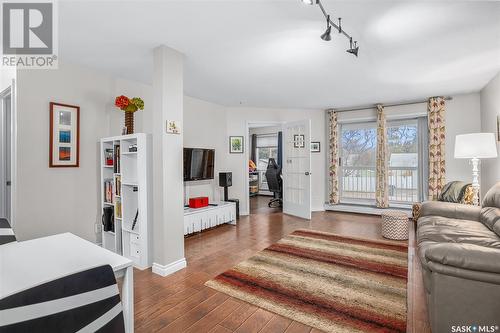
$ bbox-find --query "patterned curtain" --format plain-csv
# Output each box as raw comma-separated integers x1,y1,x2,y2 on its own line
376,105,389,208
328,109,339,204
428,97,446,200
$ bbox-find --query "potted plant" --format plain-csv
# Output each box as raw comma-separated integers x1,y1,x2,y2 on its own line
114,95,144,134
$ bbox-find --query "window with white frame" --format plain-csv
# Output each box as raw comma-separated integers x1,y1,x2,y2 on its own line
255,134,278,191
339,117,427,206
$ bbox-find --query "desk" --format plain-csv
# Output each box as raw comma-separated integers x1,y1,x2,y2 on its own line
0,233,134,332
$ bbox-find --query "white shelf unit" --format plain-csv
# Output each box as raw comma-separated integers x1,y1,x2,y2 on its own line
183,202,237,235
100,133,152,269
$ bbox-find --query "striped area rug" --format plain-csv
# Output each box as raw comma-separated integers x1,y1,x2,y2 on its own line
205,229,408,333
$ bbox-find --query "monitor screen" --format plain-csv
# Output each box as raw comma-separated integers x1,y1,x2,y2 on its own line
183,148,215,181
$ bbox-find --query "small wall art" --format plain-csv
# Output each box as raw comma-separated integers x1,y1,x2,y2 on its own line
229,136,244,153
311,141,321,152
50,102,80,167
294,134,305,148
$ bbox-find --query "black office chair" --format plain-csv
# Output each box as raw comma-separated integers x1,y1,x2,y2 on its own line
265,158,282,208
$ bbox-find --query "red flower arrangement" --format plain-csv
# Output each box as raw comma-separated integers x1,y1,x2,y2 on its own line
115,95,129,110
114,95,144,112
114,95,145,134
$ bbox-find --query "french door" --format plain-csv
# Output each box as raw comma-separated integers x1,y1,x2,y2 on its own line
282,120,311,219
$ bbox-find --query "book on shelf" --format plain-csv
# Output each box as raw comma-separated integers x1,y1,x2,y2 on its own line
104,148,114,166
115,198,122,219
115,175,121,196
113,145,121,173
104,180,113,203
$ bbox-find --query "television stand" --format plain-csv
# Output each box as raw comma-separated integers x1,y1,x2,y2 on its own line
183,201,236,235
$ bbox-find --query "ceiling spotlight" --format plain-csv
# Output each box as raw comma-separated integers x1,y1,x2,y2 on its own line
299,0,359,58
321,15,332,41
346,39,359,57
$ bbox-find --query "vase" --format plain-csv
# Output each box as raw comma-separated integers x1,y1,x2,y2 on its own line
124,111,134,134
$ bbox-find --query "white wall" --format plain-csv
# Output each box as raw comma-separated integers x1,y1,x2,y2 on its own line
480,72,500,194
337,93,482,184
183,96,227,203
14,63,151,242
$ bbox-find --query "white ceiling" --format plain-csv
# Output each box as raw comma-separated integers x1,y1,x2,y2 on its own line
59,1,500,109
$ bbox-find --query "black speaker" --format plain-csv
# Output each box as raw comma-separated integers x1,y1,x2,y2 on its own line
102,207,114,232
219,172,232,187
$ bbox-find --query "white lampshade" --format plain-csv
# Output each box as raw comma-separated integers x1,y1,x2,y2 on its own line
454,133,498,159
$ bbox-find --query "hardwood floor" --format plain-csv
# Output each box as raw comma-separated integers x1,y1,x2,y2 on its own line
249,195,281,215
132,206,430,332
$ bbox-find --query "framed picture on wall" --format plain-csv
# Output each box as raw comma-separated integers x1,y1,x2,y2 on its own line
294,134,305,148
229,136,244,153
311,141,321,152
50,102,80,167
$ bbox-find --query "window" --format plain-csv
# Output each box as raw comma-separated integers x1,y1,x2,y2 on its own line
387,119,419,203
339,117,426,206
339,122,377,202
255,135,278,170
255,134,278,191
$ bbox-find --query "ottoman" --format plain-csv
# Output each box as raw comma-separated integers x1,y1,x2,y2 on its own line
381,210,409,240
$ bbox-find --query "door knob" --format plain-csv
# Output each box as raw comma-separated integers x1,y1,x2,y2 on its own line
305,172,310,176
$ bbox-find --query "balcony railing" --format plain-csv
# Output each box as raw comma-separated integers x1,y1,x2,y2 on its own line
341,166,418,204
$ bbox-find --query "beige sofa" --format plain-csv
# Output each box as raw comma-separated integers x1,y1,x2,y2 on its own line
417,182,500,333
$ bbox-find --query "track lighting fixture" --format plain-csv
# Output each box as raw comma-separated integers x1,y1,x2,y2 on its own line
320,15,332,41
299,0,359,57
347,38,359,57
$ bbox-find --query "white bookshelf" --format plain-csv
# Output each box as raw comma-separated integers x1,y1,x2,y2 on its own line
100,133,152,269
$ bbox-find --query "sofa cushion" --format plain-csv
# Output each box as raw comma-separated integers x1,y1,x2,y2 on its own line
482,182,500,209
417,216,498,246
439,181,470,203
480,207,500,235
419,201,481,221
417,216,500,269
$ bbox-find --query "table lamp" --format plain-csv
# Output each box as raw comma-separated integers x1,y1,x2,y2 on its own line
454,133,498,205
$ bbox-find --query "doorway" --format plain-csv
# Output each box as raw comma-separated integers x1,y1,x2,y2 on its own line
0,88,12,222
247,123,283,215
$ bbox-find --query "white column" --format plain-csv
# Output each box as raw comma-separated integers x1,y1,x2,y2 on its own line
149,45,186,276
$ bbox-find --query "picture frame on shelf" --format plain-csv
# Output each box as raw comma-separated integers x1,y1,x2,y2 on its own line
311,141,321,152
294,134,305,148
229,136,244,153
49,102,80,167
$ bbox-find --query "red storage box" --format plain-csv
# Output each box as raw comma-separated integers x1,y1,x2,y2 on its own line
189,197,209,208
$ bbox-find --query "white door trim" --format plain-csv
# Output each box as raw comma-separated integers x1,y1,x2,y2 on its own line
0,80,16,227
244,121,283,216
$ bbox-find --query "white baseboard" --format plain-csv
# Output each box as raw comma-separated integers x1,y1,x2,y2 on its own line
324,204,411,217
152,258,187,277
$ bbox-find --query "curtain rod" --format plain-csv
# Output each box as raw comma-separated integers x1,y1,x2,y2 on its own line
329,96,453,113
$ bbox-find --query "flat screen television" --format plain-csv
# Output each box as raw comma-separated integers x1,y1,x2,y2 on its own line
183,148,215,181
